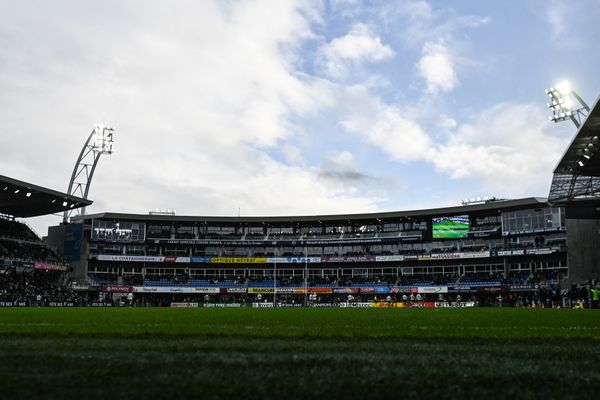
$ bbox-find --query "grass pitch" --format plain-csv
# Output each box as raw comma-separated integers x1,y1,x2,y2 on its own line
1,308,599,399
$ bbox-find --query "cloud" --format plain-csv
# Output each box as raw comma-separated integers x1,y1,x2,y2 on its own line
417,41,458,94
378,1,489,48
318,23,394,78
340,86,432,162
317,151,370,184
431,102,569,196
0,0,385,233
545,1,566,39
337,81,567,198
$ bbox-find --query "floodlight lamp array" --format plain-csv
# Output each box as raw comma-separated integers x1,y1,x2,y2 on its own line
568,136,600,171
92,125,115,155
545,82,589,128
546,86,577,122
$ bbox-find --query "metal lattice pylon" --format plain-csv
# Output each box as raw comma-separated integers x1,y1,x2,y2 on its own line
63,125,114,223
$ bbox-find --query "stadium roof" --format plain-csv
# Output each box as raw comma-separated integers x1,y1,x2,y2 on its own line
548,94,600,204
554,94,600,176
0,175,92,218
74,197,548,226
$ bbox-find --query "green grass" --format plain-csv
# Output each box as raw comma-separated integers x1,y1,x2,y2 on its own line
1,308,599,399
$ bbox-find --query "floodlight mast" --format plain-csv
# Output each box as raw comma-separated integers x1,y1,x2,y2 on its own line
545,82,590,128
63,125,115,223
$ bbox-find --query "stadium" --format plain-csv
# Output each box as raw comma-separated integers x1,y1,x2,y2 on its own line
4,93,600,309
1,85,600,398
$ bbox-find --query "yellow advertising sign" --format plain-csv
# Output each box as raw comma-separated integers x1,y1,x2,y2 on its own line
211,257,267,264
247,288,275,294
371,302,405,308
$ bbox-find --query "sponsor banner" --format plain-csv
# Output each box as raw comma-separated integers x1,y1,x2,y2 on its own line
90,302,113,307
133,286,219,294
97,255,164,262
211,257,267,264
390,286,413,293
508,284,539,291
308,302,338,307
48,302,75,307
417,256,432,261
333,288,360,294
190,257,212,263
226,288,247,293
308,287,333,294
101,285,133,293
164,287,185,293
408,301,436,308
374,287,390,293
417,286,448,294
322,255,376,263
171,302,199,308
462,251,491,258
203,303,243,308
376,255,404,262
339,302,372,308
526,248,554,255
252,302,274,308
191,287,220,294
267,257,322,264
371,302,405,308
502,227,564,236
133,286,158,293
274,287,295,294
431,253,462,260
34,262,67,271
360,287,375,294
0,301,27,307
497,250,526,256
434,301,476,308
151,237,405,246
248,287,275,294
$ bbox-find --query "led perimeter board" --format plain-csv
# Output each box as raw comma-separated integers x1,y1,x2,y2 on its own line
432,215,469,239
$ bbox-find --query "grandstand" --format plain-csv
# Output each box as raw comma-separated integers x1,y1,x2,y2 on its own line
59,196,574,307
0,175,91,306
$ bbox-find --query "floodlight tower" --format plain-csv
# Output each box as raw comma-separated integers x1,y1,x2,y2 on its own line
545,82,590,128
63,125,115,223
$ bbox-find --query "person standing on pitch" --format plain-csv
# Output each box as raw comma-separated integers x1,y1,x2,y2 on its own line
591,285,600,309
127,292,134,307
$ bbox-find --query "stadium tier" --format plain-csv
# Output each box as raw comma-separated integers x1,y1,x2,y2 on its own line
36,196,596,307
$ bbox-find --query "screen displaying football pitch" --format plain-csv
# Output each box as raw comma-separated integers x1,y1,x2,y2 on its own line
432,215,469,239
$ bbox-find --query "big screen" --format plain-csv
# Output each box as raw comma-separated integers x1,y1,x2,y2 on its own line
432,215,469,239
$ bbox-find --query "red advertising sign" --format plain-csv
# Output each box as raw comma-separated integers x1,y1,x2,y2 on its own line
101,285,133,293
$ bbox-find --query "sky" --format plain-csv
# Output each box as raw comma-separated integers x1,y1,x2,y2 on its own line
1,0,600,236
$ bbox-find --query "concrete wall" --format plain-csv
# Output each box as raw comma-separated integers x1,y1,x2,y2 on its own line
46,224,65,257
47,223,89,283
566,207,600,284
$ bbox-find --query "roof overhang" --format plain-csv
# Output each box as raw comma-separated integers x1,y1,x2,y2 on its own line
553,94,600,176
0,175,93,218
72,197,549,226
